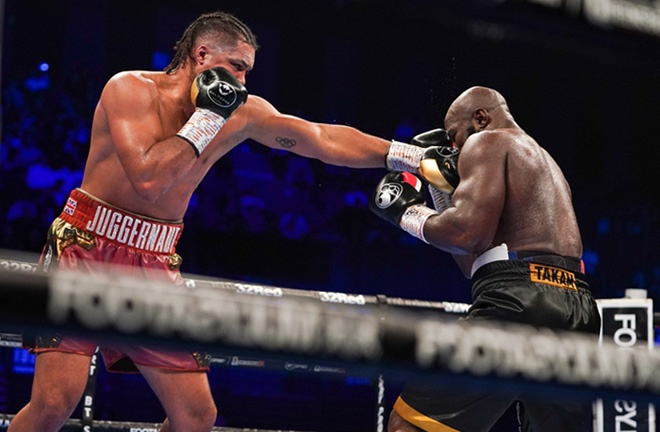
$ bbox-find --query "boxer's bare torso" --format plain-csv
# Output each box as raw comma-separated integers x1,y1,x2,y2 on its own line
424,87,582,273
457,127,582,256
82,40,389,221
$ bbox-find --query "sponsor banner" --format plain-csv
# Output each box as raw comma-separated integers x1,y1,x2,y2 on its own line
596,298,655,432
0,259,37,273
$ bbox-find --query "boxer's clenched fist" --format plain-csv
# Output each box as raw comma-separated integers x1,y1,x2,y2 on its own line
177,67,248,156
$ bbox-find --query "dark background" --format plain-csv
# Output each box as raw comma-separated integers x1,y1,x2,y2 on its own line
1,0,659,430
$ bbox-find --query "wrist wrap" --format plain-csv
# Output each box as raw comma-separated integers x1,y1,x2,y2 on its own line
399,204,437,243
386,141,425,172
177,108,226,156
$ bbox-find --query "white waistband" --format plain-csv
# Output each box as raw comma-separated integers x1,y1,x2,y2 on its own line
470,243,509,278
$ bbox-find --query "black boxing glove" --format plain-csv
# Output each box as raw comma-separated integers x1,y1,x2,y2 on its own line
410,128,452,148
419,145,459,213
385,129,459,191
370,171,438,243
386,128,451,173
418,145,459,194
386,128,460,213
177,67,248,156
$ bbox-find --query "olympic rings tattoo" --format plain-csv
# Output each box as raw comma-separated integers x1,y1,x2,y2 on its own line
276,136,297,149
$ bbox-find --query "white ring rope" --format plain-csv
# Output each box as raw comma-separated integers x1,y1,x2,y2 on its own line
0,262,659,404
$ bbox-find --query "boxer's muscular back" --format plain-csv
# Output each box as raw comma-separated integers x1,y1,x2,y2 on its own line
493,128,582,257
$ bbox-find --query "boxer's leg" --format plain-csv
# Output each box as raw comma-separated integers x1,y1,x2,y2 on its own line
138,364,217,432
7,351,92,432
388,409,425,432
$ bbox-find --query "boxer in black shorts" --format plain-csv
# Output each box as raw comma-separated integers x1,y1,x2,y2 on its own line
394,251,600,432
371,86,600,431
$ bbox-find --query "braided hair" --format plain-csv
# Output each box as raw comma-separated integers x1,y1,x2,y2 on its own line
165,11,258,74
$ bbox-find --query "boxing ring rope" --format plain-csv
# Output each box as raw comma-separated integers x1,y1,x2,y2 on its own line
0,257,471,314
0,414,295,432
1,256,660,431
0,256,469,432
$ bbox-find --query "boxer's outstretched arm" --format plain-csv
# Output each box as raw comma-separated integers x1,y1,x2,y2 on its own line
240,95,389,168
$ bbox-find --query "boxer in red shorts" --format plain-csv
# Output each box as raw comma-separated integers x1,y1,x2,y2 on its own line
32,188,208,373
10,10,395,432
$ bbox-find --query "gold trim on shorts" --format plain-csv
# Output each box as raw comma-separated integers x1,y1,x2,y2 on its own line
394,396,460,432
48,217,96,257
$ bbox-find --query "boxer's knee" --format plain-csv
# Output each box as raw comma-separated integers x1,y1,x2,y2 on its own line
388,408,424,432
20,395,79,431
192,400,217,430
167,401,217,432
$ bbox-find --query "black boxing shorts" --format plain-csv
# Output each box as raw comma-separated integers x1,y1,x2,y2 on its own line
394,254,600,432
26,188,210,372
468,257,600,333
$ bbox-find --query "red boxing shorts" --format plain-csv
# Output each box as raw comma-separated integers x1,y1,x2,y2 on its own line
28,188,210,373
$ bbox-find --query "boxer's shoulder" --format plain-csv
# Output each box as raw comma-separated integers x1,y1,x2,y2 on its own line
99,71,164,113
103,71,162,98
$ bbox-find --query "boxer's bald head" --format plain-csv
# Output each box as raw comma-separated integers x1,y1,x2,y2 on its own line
443,86,512,149
446,86,509,125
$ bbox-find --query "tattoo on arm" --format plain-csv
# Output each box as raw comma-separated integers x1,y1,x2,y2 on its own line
276,136,297,148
